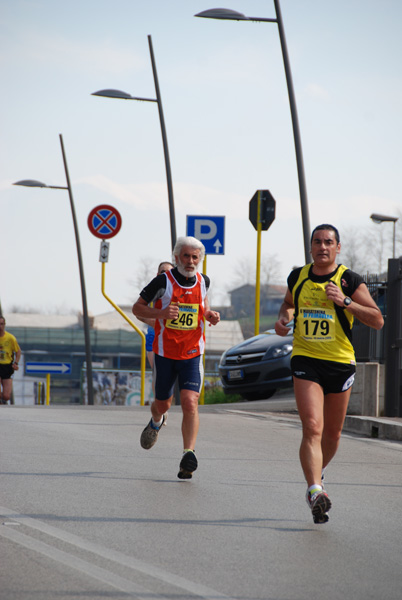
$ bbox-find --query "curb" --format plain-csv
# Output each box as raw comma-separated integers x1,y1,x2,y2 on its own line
219,406,402,442
343,415,402,441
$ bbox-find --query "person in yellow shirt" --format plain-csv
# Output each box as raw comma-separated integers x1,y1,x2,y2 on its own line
0,316,21,405
275,224,384,524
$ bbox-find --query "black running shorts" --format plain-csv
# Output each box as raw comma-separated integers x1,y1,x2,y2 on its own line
154,354,204,400
0,363,14,380
291,355,356,395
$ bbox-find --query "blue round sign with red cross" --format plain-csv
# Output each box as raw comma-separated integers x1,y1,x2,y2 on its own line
87,205,122,239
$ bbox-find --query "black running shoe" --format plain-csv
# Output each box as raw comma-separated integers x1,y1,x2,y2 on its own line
306,489,332,524
140,414,167,449
314,513,329,524
177,450,198,479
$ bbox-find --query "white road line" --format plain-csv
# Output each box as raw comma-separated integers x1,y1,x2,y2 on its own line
0,525,151,599
1,505,232,600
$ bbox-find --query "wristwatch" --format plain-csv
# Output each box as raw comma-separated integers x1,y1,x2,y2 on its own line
343,296,352,307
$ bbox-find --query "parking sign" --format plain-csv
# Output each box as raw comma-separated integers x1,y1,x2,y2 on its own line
186,216,225,255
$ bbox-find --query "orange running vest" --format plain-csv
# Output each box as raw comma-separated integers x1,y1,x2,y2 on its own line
153,270,207,360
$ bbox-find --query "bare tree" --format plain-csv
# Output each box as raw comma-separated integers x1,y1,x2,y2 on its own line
365,224,389,274
231,257,256,287
339,224,399,275
261,253,282,286
338,227,371,274
231,254,282,288
128,257,158,294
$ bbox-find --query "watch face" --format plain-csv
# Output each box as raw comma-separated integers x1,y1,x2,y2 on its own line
344,297,352,306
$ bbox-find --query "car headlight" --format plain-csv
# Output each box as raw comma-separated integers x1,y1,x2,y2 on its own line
219,350,227,367
265,343,293,359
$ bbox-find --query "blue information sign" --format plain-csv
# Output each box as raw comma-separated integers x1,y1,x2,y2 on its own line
186,215,225,255
25,362,72,375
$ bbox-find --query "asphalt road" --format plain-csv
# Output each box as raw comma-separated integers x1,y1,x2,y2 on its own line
1,402,402,600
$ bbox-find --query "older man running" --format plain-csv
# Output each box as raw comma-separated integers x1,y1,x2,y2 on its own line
132,236,220,479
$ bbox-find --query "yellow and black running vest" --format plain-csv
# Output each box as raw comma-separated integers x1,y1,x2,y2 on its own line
291,264,355,365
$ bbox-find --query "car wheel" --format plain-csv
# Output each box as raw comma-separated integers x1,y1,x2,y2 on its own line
241,389,277,401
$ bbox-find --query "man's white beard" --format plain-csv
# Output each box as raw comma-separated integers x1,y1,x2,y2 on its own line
176,260,198,278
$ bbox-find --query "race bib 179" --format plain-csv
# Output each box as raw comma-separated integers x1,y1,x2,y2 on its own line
299,307,336,341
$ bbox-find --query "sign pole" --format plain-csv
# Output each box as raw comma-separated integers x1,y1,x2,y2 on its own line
88,204,148,406
186,215,225,406
199,255,208,406
249,190,276,336
98,238,146,406
46,373,50,406
255,191,263,336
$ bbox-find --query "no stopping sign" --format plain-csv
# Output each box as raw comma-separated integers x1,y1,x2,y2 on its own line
87,205,122,239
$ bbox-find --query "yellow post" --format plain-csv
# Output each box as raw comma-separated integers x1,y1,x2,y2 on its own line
255,190,262,336
199,255,207,405
101,262,146,405
46,373,51,405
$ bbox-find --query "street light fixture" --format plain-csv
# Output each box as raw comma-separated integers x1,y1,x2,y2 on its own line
195,4,311,263
370,213,399,258
13,134,95,405
92,34,176,251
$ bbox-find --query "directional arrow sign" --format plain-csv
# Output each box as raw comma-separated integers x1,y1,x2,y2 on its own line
213,239,222,254
99,240,110,263
186,215,225,255
25,362,72,375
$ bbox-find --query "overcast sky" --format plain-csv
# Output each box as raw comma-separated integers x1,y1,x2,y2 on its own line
2,0,402,316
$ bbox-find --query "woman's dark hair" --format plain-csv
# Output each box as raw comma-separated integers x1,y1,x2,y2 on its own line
157,261,174,274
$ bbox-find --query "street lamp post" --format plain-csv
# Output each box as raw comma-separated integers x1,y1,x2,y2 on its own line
195,4,311,263
92,34,177,251
370,213,399,258
13,133,95,405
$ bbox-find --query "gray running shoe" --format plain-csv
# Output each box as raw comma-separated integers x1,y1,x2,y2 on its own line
140,414,167,449
177,450,198,479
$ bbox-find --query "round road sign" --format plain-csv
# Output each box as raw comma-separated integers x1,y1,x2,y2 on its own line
87,205,122,239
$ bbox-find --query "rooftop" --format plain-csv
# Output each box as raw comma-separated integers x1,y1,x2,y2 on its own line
6,308,244,354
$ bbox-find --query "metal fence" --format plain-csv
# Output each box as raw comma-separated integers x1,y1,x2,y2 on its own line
353,273,387,363
383,258,402,416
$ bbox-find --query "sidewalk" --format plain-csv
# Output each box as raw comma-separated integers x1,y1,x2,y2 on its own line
208,394,402,443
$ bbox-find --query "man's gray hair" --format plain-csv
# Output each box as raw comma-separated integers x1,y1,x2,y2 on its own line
173,236,205,263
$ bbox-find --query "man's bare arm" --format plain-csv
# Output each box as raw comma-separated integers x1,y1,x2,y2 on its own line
132,297,179,321
325,282,384,330
204,296,220,326
274,288,295,336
